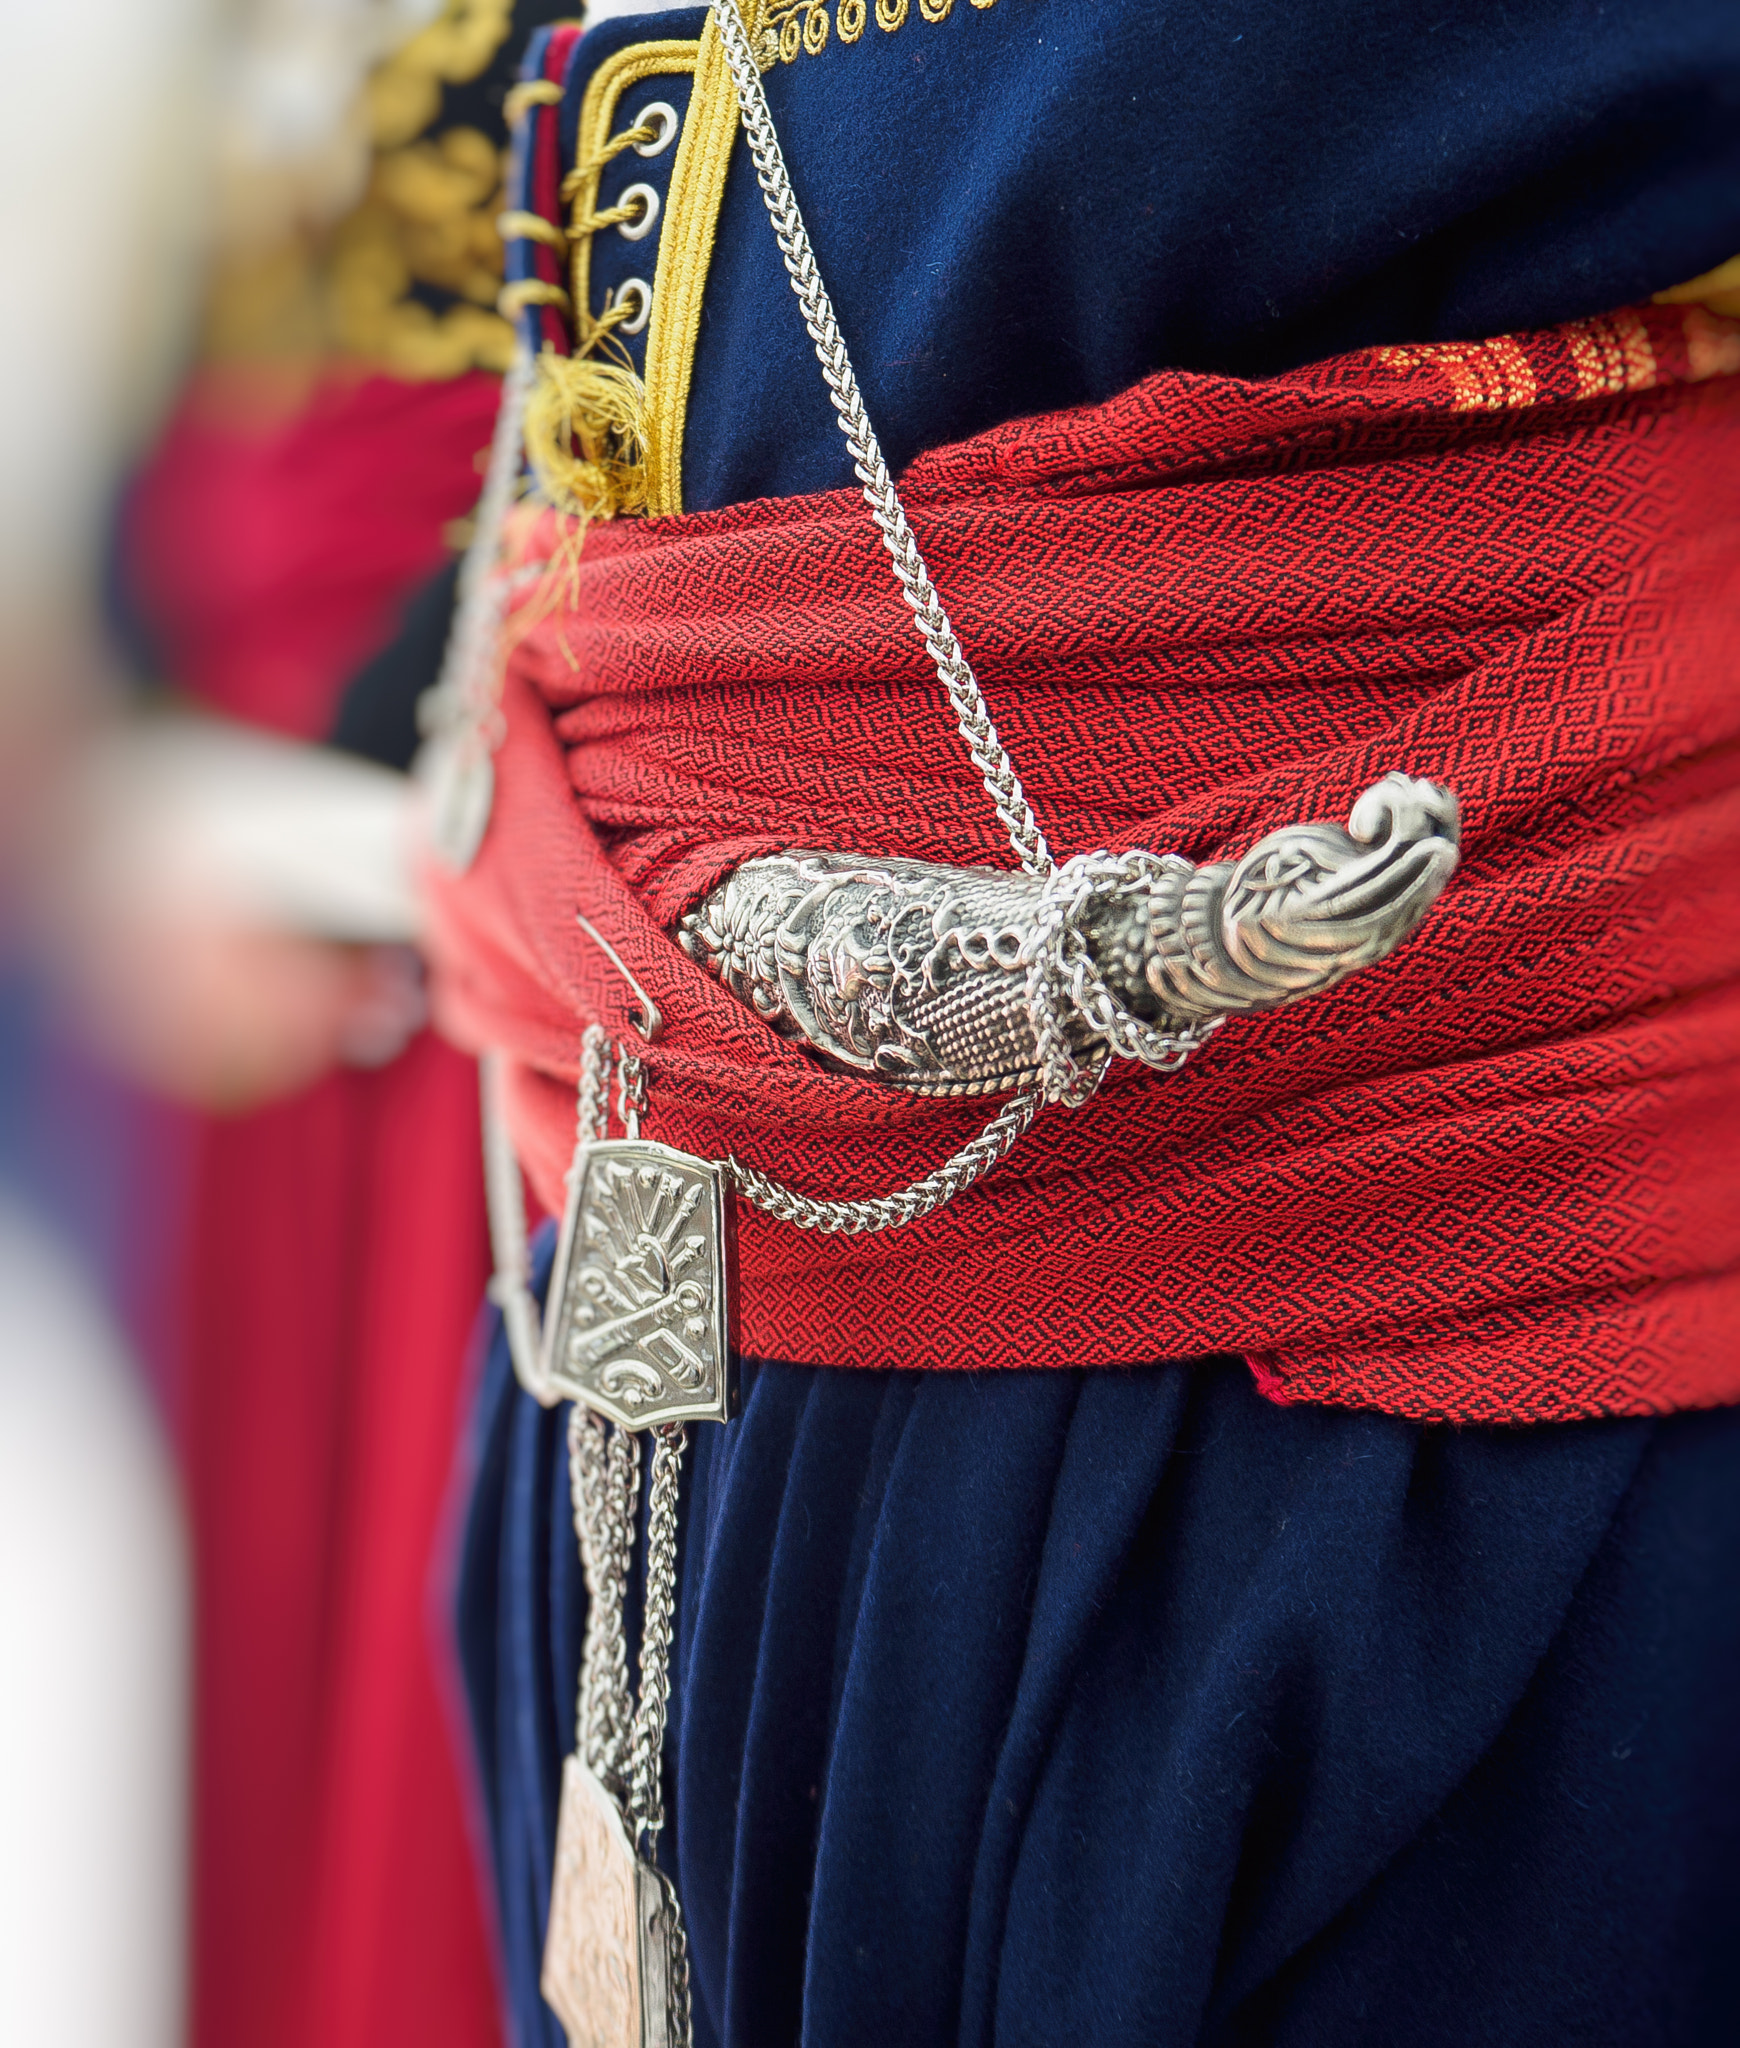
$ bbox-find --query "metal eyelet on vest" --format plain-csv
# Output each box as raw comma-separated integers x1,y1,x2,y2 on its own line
615,182,661,240
632,100,680,156
608,278,653,334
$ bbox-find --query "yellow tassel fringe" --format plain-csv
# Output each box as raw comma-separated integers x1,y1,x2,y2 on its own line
522,338,652,523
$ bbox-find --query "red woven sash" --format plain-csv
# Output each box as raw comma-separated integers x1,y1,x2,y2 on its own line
426,304,1740,1424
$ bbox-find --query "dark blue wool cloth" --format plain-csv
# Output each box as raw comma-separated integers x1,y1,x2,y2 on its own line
455,1239,1740,2048
545,0,1740,510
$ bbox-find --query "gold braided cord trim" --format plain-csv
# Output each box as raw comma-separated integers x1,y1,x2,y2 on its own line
504,78,566,126
327,123,517,378
563,37,714,518
761,0,998,65
500,277,573,316
1655,252,1740,319
643,15,745,514
498,208,569,251
568,42,700,362
368,0,517,150
201,0,523,378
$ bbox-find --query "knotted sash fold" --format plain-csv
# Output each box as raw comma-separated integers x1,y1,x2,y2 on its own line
425,303,1740,1423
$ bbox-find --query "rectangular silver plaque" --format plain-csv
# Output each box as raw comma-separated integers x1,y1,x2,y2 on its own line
541,1139,737,1430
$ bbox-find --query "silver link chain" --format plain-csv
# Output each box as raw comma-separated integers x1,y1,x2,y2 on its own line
1025,852,1223,1105
726,1088,1038,1232
567,1405,639,1804
481,1051,556,1400
705,0,1051,880
626,1422,687,1848
567,1411,686,1851
695,0,1064,1228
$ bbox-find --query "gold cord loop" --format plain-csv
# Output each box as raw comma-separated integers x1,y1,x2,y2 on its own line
503,77,563,126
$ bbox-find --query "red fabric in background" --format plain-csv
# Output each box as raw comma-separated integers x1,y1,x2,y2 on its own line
126,370,499,735
129,368,502,2048
427,304,1740,1425
180,1037,496,2048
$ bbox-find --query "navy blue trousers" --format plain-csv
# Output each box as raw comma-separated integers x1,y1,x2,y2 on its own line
455,1243,1740,2047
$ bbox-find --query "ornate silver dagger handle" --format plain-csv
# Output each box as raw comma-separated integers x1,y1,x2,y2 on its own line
677,772,1460,1099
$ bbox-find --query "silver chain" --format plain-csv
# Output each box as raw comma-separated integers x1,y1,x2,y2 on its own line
566,1408,686,1850
694,0,1067,1228
567,1405,639,1803
1025,851,1223,1105
576,1020,611,1149
419,347,535,756
726,1087,1038,1232
481,1050,555,1401
705,0,1050,879
482,4,1240,1288
626,1421,686,1846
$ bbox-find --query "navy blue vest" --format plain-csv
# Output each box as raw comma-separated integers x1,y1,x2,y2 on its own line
510,0,1740,510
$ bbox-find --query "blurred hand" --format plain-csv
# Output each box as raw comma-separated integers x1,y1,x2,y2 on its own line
57,917,427,1113
35,712,430,1113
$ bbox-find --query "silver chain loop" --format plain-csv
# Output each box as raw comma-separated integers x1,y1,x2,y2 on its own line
567,1404,639,1803
726,1088,1038,1233
1024,851,1223,1105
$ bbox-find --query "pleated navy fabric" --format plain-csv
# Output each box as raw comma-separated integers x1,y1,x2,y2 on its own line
454,1238,1740,2048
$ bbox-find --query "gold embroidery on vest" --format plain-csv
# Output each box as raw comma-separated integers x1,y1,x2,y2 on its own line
759,1,831,63
1377,336,1538,411
327,0,521,378
642,12,747,514
762,0,995,61
550,40,702,522
556,10,758,515
568,39,701,349
1563,309,1656,400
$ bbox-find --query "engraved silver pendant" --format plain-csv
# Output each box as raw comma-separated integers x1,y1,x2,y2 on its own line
677,773,1461,1098
542,1757,689,2048
542,1140,737,1429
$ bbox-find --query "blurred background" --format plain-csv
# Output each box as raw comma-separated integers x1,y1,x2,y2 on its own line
5,5,1740,2048
0,4,556,2043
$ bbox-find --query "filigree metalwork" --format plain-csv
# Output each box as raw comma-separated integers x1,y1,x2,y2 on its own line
542,1140,736,1429
542,1756,688,2048
676,773,1460,1096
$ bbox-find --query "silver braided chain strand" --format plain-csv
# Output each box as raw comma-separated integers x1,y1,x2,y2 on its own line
626,1422,687,1847
567,1406,640,1802
485,1030,616,1401
693,0,1062,1230
706,0,1050,879
576,1020,611,1149
727,1089,1039,1233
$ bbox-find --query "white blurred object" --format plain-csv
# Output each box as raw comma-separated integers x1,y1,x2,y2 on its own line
0,0,217,654
214,0,445,242
0,1199,188,2048
77,714,423,944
